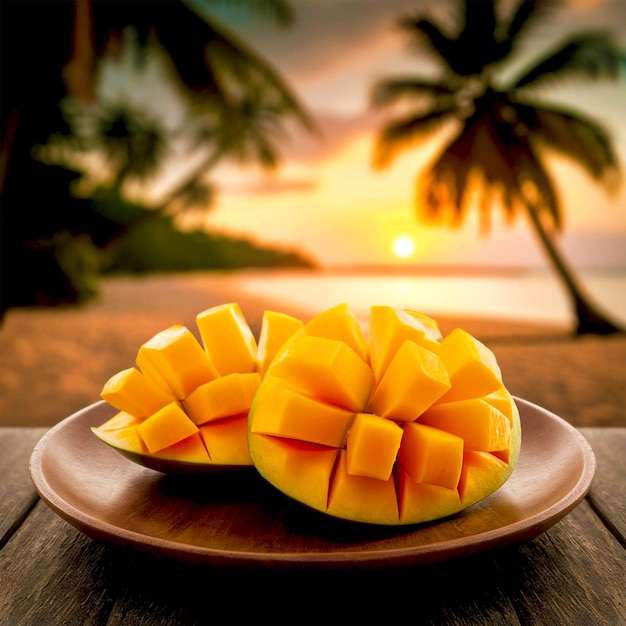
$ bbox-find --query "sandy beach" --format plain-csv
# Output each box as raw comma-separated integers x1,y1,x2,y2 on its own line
1,271,624,428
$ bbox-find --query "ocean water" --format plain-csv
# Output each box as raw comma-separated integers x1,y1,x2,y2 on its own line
236,267,626,327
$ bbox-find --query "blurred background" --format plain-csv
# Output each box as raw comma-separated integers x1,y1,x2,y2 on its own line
1,0,625,427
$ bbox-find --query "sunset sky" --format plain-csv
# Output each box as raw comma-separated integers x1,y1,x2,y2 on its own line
109,0,626,269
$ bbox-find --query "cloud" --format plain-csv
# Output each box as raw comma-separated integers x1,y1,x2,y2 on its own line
222,176,317,196
282,108,385,162
222,0,418,83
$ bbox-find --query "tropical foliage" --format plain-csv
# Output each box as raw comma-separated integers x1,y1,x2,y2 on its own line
0,0,313,317
371,0,625,334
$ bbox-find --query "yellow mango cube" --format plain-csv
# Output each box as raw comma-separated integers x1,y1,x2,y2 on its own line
136,325,217,400
184,372,261,425
250,376,356,448
346,413,403,481
396,474,461,525
137,402,199,453
436,328,502,402
405,310,443,342
458,450,509,506
249,435,338,513
270,334,373,412
328,450,399,525
398,422,464,490
154,433,211,464
368,306,443,382
199,416,252,465
91,422,147,454
368,340,451,421
95,410,143,431
256,310,304,376
483,386,517,424
196,303,257,375
101,367,175,418
419,398,511,452
304,302,369,363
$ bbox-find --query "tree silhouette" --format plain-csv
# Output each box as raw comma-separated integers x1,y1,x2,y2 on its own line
0,0,313,316
92,102,168,193
371,0,624,335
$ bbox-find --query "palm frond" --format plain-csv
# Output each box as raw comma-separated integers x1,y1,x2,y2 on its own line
515,102,620,186
504,0,559,43
191,0,295,28
420,128,476,224
458,0,497,50
187,5,315,130
370,77,457,110
373,106,458,170
511,32,624,90
100,1,315,134
421,116,518,227
421,112,562,231
398,16,458,73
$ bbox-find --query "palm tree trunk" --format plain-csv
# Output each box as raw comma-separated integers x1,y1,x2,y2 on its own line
525,205,624,335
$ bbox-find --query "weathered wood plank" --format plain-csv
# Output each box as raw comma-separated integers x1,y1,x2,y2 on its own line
0,500,514,626
499,501,625,625
1,502,120,626
2,496,624,626
0,428,47,546
2,428,624,626
580,428,626,544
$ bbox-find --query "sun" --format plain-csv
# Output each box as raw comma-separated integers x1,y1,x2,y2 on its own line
391,234,416,260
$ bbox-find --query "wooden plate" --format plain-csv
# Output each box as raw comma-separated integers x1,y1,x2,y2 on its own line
29,398,595,569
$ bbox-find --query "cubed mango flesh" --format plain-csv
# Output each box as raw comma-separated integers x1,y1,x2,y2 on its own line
96,302,304,470
436,328,502,402
248,303,520,526
184,372,261,425
136,325,217,399
368,340,450,421
100,367,175,418
458,450,510,506
196,303,257,375
94,410,144,431
270,334,373,412
398,422,464,490
346,413,403,480
199,416,251,465
256,310,304,376
91,420,147,454
153,432,211,464
368,306,442,382
93,301,520,525
250,376,356,448
327,450,400,525
419,398,511,452
304,302,369,363
396,472,461,524
137,402,199,453
246,435,338,513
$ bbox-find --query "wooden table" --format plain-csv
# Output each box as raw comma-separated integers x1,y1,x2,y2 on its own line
2,426,624,625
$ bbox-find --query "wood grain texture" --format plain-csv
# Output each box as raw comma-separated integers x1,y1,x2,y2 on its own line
581,428,626,545
0,428,46,546
1,426,624,626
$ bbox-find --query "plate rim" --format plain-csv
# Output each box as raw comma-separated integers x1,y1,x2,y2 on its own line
29,397,597,569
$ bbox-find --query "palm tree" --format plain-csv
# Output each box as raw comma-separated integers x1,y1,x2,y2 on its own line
93,102,168,193
371,0,624,335
1,0,313,315
155,83,301,212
